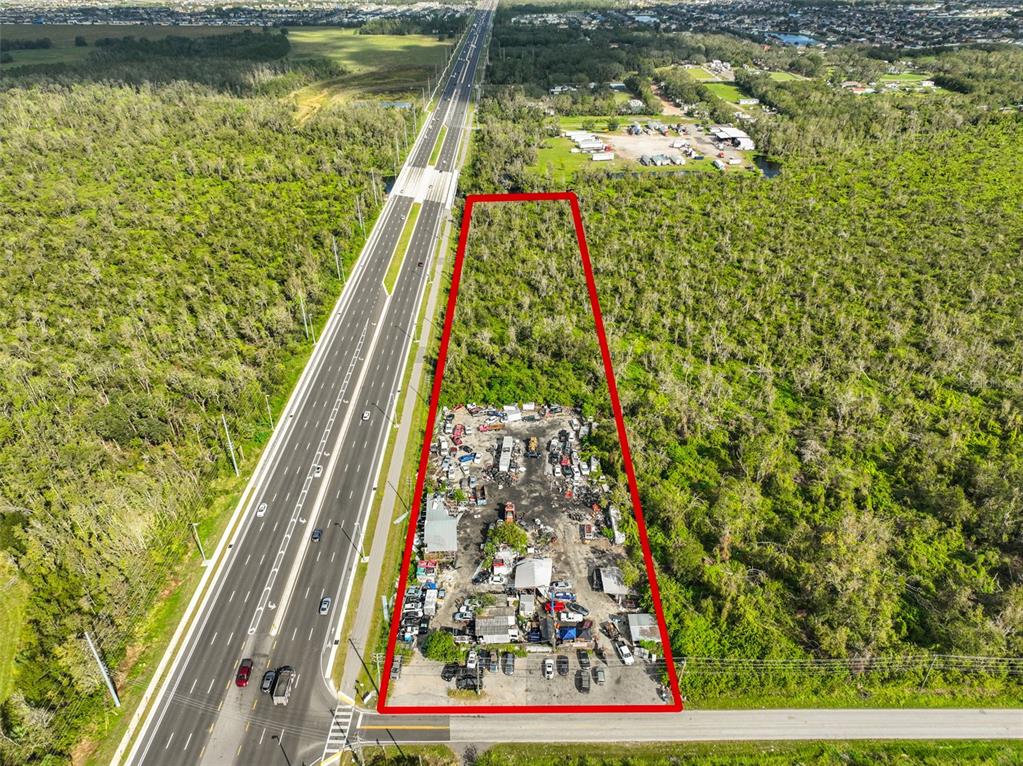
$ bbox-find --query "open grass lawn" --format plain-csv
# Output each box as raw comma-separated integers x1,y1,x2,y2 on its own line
686,65,720,81
768,70,804,82
879,72,932,82
705,81,748,104
0,23,257,68
288,28,453,118
0,560,28,708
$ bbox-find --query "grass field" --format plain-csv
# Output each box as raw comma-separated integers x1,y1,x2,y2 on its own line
705,81,748,104
0,23,257,68
384,203,421,295
685,65,720,81
0,560,28,707
288,28,453,118
879,72,932,83
768,71,803,82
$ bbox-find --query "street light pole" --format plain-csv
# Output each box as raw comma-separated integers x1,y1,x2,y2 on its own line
190,522,209,565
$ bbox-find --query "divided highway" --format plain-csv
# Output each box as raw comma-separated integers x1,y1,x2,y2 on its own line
117,6,494,765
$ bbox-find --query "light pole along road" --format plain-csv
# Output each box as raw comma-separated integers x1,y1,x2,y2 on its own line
117,5,495,766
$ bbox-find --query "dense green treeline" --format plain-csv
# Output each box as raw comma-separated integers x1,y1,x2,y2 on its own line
453,77,1023,703
0,67,411,761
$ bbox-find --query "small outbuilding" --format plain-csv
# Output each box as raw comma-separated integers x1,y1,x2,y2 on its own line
514,557,553,591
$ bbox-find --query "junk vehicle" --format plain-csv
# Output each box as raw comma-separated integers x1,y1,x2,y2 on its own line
271,666,295,705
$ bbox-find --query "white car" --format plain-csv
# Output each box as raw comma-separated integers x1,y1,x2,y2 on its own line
256,503,267,518
313,465,322,477
319,597,331,615
362,410,370,421
616,641,635,666
466,650,478,671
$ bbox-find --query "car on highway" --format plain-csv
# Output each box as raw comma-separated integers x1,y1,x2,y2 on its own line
311,528,322,542
314,465,323,477
502,651,515,675
556,654,569,676
362,410,370,421
256,502,267,518
235,658,253,687
543,657,555,680
260,669,276,694
319,597,331,615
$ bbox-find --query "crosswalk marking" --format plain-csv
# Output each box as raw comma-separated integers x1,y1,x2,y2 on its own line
321,704,356,760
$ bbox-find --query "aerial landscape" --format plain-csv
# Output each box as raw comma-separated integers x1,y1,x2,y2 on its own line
0,0,1020,765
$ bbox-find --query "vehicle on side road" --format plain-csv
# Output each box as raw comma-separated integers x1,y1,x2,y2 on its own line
271,666,295,705
235,658,253,687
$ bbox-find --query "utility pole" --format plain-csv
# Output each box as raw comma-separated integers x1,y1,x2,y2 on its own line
221,413,239,477
265,393,274,429
84,632,121,708
331,234,343,281
298,294,311,341
355,196,364,236
190,522,209,564
393,134,399,176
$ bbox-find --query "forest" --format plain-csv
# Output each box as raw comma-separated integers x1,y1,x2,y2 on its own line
0,33,413,764
450,16,1023,706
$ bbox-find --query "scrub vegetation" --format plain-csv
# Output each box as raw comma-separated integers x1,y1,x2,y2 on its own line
450,13,1023,708
0,31,414,764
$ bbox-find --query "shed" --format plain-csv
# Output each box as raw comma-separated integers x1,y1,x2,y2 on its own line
476,616,517,644
599,566,629,597
514,557,553,590
627,613,661,643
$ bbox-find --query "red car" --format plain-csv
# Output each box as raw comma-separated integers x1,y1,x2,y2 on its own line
235,658,254,687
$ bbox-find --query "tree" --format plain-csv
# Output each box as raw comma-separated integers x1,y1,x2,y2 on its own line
74,35,88,47
422,631,461,663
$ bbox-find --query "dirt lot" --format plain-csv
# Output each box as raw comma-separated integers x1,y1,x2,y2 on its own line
600,124,748,167
386,405,671,707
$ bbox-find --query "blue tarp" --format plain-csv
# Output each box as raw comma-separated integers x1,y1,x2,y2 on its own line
558,627,578,641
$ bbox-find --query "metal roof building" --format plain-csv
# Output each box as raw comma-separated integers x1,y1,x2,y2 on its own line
514,557,553,590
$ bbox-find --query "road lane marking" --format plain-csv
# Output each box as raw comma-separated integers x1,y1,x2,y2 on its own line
189,679,197,694
209,632,217,646
229,590,235,603
164,733,174,749
183,732,192,751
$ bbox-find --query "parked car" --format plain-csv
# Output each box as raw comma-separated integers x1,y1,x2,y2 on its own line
452,611,473,622
502,652,515,676
567,601,589,617
260,669,276,694
256,503,267,518
441,663,460,682
543,657,555,680
311,528,322,542
556,655,569,676
403,608,424,619
466,650,478,671
456,673,481,691
489,574,506,586
577,650,591,670
551,580,571,589
487,651,498,673
578,668,591,693
319,597,331,615
616,640,635,666
594,667,606,685
235,658,253,687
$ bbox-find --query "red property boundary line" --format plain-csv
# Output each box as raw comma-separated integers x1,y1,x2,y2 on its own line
378,191,682,714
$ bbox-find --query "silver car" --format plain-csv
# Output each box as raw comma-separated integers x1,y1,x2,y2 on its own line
319,597,331,615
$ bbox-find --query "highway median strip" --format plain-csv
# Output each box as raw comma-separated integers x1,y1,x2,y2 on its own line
384,202,422,295
429,126,448,166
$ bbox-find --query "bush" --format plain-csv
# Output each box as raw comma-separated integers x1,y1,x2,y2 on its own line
422,631,462,663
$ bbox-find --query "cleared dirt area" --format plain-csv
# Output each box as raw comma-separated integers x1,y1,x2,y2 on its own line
386,404,670,707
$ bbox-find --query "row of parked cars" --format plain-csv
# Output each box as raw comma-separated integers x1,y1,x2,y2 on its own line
400,584,435,641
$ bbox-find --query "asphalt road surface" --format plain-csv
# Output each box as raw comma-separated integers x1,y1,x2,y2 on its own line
356,709,1022,744
121,7,493,765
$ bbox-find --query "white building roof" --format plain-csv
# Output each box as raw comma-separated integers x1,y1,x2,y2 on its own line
599,566,629,596
424,517,458,554
627,612,661,643
514,557,553,590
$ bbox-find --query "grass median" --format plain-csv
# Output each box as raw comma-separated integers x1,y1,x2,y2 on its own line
429,126,448,166
384,202,422,295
